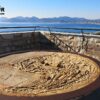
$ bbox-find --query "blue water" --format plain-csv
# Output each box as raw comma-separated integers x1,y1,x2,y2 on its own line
0,22,100,34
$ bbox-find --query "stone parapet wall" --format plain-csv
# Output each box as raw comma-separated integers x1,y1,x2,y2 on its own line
0,31,100,61
0,32,36,54
0,32,59,55
43,32,100,61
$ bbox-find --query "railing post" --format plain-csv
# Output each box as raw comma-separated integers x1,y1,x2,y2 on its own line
48,27,52,34
81,29,85,49
34,26,37,32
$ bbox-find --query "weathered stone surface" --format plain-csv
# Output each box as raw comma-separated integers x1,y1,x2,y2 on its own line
0,51,99,97
0,31,99,61
44,32,100,61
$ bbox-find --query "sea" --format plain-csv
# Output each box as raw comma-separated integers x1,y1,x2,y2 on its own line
0,22,100,34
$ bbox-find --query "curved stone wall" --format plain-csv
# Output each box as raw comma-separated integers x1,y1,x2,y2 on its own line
0,32,100,100
0,31,100,61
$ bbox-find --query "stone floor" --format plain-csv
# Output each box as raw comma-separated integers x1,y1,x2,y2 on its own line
0,51,99,100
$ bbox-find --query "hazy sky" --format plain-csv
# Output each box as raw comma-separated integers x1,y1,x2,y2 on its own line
0,0,100,19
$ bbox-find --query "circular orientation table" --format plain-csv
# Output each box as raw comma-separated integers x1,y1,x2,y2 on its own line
0,51,99,100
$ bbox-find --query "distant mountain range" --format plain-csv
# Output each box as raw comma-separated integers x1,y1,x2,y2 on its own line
0,16,100,24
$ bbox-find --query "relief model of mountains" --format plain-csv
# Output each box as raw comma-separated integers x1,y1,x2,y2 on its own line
0,16,100,24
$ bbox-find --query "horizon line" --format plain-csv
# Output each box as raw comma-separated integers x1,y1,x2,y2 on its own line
1,16,100,20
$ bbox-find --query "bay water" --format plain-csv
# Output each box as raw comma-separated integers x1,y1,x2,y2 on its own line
0,22,100,34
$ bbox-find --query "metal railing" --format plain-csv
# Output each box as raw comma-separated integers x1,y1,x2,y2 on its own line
0,26,100,32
